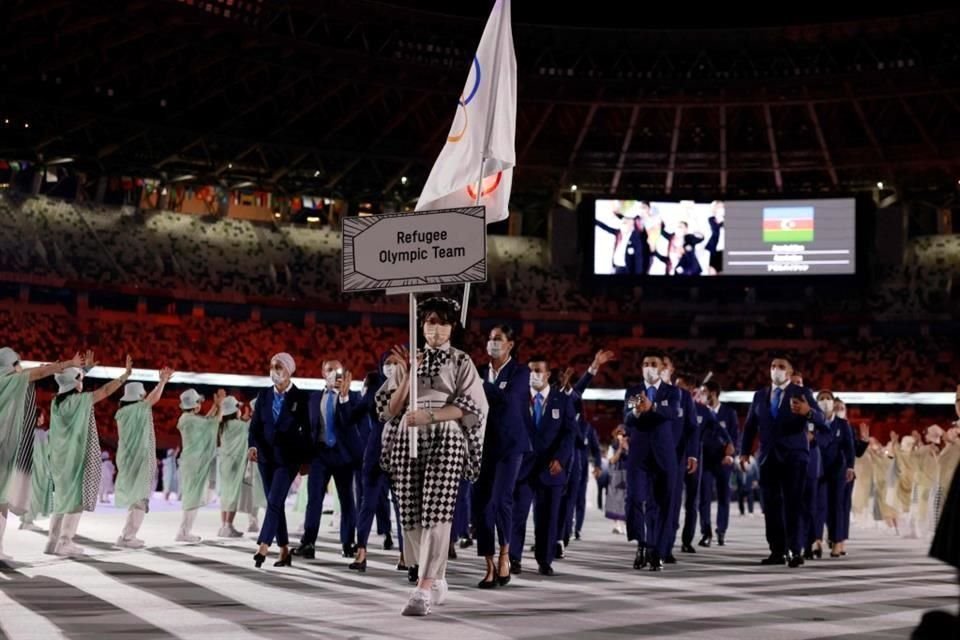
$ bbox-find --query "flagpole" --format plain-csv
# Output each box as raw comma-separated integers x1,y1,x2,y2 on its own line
408,292,418,459
461,0,511,327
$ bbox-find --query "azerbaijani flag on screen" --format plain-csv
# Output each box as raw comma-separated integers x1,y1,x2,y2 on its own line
762,206,814,243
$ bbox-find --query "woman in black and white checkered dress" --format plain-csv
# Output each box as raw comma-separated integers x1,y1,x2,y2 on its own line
377,297,488,617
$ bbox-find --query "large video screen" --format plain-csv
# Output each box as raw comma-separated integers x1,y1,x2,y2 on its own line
593,198,856,276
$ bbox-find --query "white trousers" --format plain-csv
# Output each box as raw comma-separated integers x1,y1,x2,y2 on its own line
121,502,148,540
179,508,199,537
404,523,452,581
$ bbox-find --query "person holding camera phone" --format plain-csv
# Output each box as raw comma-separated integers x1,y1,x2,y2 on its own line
293,359,366,561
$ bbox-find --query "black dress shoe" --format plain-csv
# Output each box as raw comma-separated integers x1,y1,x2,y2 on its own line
341,544,356,558
681,543,697,554
698,535,712,548
664,554,678,564
477,577,498,589
448,545,458,560
788,555,805,568
407,565,419,583
382,534,394,551
497,573,511,586
633,547,647,570
348,559,367,572
274,552,293,567
760,554,787,565
253,552,266,568
538,565,555,576
717,533,725,546
648,555,664,572
396,560,408,571
292,545,315,560
813,546,822,559
574,531,581,541
802,549,814,561
555,542,565,559
510,559,522,575
459,537,474,549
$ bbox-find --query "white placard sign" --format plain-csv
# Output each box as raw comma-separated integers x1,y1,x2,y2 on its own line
342,206,487,293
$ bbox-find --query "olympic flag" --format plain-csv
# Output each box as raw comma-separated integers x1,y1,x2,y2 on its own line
415,0,516,224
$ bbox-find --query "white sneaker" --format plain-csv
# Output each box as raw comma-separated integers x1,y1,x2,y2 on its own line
217,526,232,538
55,542,85,558
228,526,244,538
401,589,432,617
247,520,259,533
431,579,448,606
116,537,145,549
612,525,624,535
19,522,43,532
175,534,202,543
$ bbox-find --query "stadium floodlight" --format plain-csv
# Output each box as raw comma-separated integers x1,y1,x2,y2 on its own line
170,174,195,182
571,184,578,191
876,181,884,189
313,170,321,177
48,157,74,165
232,181,255,189
401,176,408,185
306,216,320,223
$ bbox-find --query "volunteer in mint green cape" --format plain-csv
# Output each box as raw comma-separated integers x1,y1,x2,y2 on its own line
0,347,83,561
115,367,174,549
176,388,224,542
47,353,133,558
217,395,249,538
20,412,53,532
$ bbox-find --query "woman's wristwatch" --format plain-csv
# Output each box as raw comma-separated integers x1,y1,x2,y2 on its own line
428,409,437,424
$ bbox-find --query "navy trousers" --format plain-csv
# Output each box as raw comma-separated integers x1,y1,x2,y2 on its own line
451,479,473,541
301,453,357,548
510,476,563,568
759,454,808,557
257,462,297,547
626,458,676,558
680,463,702,547
699,464,732,537
559,451,582,543
473,453,523,556
574,451,590,535
356,469,403,549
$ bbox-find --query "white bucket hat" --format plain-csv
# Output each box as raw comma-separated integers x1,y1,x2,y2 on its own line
179,389,203,410
55,367,82,395
221,396,240,416
120,381,146,403
0,347,20,376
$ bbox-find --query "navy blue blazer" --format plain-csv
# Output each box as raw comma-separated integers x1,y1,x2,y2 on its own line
622,383,677,472
699,404,733,465
676,387,701,463
713,404,742,456
517,387,577,487
818,417,856,473
308,389,366,466
480,358,533,460
741,383,828,465
248,384,313,466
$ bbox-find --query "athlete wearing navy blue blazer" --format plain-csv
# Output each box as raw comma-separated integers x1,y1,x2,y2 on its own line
509,356,577,576
623,351,681,572
700,380,738,546
813,390,856,557
740,356,829,568
295,359,365,560
474,325,531,588
249,352,313,568
672,373,705,557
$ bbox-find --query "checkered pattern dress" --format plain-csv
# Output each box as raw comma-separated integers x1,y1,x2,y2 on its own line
378,345,488,530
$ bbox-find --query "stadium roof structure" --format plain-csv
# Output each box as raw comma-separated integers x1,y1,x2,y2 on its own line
1,0,959,212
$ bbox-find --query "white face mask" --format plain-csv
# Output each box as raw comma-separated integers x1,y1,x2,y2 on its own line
423,323,452,347
382,364,397,380
270,370,287,386
770,368,788,386
643,367,661,385
837,409,847,420
487,340,506,359
325,371,338,388
660,369,673,384
529,372,547,390
818,399,834,416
